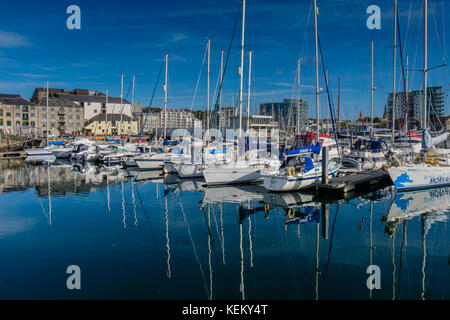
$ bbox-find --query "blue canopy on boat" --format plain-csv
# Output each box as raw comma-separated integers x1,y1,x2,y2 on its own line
285,143,321,156
106,137,121,143
48,140,65,145
163,139,180,146
210,147,229,155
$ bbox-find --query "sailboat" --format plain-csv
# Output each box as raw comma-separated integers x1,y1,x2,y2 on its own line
387,0,449,191
263,0,341,192
201,0,282,186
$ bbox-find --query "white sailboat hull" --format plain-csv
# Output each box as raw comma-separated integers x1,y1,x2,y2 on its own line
203,166,263,185
388,166,450,191
263,163,340,192
135,158,165,169
175,163,204,178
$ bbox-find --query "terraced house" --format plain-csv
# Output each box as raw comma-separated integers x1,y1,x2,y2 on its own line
0,94,36,135
31,88,84,136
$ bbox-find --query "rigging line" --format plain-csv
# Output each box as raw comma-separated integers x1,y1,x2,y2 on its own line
396,9,409,134
317,34,341,158
397,220,407,299
24,163,49,222
201,201,228,292
210,205,222,246
177,191,209,297
321,204,340,286
431,1,446,64
441,0,447,65
404,0,413,52
118,80,133,117
213,0,242,109
190,42,208,111
137,59,165,149
133,183,165,264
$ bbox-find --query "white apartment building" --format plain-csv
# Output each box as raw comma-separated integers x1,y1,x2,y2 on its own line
31,88,133,123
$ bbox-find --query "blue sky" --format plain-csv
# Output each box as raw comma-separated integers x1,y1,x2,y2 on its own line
0,0,448,120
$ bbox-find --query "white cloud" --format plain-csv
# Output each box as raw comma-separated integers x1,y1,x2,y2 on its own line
0,31,31,48
169,33,188,42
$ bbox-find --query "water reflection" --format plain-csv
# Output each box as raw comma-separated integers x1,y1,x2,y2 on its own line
0,160,448,300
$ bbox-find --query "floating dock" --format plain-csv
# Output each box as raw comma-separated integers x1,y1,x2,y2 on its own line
314,169,392,197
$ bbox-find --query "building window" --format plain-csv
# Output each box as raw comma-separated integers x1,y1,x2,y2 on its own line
16,121,20,126
16,113,20,117
31,121,35,126
0,119,3,126
0,110,2,116
7,120,11,126
31,106,35,110
15,106,19,110
94,109,97,113
31,114,35,118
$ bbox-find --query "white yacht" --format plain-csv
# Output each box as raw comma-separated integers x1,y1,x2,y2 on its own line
263,156,341,192
202,150,281,185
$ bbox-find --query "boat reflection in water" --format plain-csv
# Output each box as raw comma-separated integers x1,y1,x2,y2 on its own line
0,162,448,300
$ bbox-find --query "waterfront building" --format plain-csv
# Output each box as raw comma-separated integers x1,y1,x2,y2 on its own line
387,86,445,129
159,109,201,129
134,112,161,133
0,94,36,135
260,98,309,132
31,88,133,123
84,113,137,136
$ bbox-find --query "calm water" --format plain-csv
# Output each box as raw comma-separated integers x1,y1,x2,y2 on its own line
0,160,448,300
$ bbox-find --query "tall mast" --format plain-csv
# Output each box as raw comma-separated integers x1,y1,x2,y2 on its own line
326,70,329,135
405,56,409,134
371,40,374,138
314,0,320,141
207,39,211,132
46,81,49,145
220,50,224,108
239,0,246,136
164,53,168,139
120,72,123,136
392,0,397,143
219,50,224,131
337,77,341,133
423,0,428,130
297,59,301,134
105,89,109,136
247,50,252,131
132,75,135,132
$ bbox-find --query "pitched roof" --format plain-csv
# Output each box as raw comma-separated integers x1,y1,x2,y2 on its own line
0,94,34,106
32,87,131,105
86,113,133,125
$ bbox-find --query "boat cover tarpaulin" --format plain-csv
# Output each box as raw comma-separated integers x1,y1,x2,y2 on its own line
48,140,65,145
286,143,321,156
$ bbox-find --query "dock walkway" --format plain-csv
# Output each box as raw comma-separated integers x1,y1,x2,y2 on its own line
314,169,392,196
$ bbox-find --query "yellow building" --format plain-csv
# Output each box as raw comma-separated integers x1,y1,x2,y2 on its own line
84,113,138,136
